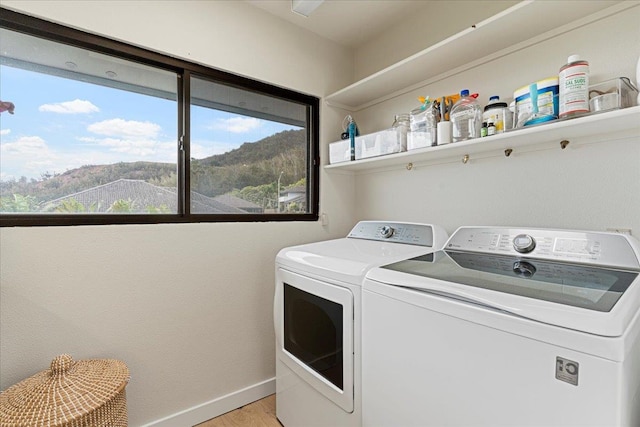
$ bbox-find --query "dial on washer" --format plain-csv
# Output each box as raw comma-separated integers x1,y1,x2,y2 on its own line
380,225,395,238
513,234,536,253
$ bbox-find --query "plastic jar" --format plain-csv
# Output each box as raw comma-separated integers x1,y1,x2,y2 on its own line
409,104,437,148
451,89,481,142
482,96,510,134
513,78,559,127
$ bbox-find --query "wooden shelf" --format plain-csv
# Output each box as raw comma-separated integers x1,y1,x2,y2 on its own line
324,106,640,173
325,1,635,111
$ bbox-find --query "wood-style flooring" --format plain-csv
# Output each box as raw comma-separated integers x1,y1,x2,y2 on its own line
195,394,281,427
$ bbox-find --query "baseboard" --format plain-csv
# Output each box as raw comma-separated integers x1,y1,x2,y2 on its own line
142,377,276,427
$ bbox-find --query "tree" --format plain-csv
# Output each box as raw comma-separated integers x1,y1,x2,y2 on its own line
54,198,100,213
232,182,278,210
108,199,135,213
146,204,170,213
149,172,178,188
0,194,38,212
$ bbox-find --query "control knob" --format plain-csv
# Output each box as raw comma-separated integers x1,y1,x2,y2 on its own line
513,234,536,253
380,225,395,238
512,261,536,278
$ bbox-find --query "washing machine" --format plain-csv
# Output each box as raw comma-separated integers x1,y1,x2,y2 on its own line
362,226,640,426
274,221,448,427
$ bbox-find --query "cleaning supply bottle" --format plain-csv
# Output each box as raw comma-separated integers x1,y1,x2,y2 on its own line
559,54,589,119
348,116,357,160
482,96,510,134
451,89,481,142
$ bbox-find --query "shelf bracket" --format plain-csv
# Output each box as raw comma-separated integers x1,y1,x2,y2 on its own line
406,162,413,171
462,154,470,164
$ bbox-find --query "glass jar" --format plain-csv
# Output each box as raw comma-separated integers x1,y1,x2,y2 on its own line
392,113,410,151
392,113,410,132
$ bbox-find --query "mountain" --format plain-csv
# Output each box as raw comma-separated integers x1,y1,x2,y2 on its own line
0,129,307,203
199,129,306,167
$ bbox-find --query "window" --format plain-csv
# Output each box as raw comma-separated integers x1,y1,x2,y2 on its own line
0,8,319,226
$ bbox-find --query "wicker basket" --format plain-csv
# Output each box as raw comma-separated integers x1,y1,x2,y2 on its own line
0,354,130,427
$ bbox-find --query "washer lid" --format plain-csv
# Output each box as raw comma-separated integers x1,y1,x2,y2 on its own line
276,221,448,285
277,237,436,285
372,250,640,337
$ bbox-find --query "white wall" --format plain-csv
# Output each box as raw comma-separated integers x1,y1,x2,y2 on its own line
348,4,640,236
354,0,518,80
0,1,356,426
2,1,638,425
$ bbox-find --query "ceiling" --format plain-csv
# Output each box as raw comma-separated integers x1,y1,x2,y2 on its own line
244,0,433,48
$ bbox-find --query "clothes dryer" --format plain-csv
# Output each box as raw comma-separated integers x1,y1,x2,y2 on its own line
275,221,448,427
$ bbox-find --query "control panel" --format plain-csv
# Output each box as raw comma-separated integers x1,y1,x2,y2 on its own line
445,227,640,270
348,221,435,247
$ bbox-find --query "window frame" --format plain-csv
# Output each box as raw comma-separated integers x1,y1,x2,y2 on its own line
0,8,320,227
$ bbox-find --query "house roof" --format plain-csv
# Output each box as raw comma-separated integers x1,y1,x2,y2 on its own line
44,179,245,213
282,194,306,204
189,191,246,213
279,185,306,204
213,194,261,210
281,186,305,195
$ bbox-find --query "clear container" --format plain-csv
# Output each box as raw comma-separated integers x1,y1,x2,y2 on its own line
513,78,559,128
408,104,437,148
451,89,481,142
392,113,410,132
388,114,409,154
588,77,638,113
355,128,406,160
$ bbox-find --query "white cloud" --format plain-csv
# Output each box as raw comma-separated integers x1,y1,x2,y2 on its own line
0,136,57,178
0,129,10,136
87,118,161,139
2,136,48,154
0,130,178,180
78,135,176,160
79,136,156,156
39,99,100,114
211,116,262,133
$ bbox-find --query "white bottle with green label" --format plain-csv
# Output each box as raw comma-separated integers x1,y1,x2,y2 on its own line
559,54,589,119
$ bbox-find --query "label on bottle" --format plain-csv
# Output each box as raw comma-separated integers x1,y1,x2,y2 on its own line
559,62,589,117
451,109,481,141
482,109,505,133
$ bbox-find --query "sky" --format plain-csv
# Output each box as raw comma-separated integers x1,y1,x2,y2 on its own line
0,65,298,181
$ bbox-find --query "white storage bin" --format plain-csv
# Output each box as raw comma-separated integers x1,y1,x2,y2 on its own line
407,130,436,150
355,128,406,160
329,139,351,164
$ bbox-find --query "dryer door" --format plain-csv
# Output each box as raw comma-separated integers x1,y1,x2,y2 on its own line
275,267,354,412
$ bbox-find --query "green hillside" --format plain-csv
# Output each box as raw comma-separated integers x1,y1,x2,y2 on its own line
0,129,307,204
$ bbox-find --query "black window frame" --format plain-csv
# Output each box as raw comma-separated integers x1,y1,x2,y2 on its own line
0,8,320,227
